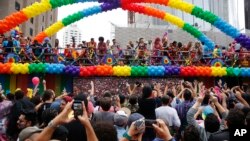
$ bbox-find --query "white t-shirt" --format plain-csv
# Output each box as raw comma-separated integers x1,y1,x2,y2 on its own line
155,106,181,127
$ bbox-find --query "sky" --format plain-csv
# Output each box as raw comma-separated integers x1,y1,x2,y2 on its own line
57,3,127,43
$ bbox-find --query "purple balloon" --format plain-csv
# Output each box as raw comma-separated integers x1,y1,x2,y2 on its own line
172,66,180,75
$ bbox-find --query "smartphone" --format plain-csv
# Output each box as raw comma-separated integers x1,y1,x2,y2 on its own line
134,118,145,133
72,100,83,118
144,119,157,128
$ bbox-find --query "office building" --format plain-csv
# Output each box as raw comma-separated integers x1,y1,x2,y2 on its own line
128,0,245,32
63,24,82,47
0,0,58,45
245,0,250,29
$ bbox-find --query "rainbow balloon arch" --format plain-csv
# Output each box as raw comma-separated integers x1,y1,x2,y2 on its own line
2,0,250,49
1,0,250,93
0,63,249,78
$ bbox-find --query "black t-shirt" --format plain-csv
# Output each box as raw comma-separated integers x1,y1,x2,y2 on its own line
138,98,156,119
37,103,52,125
64,120,87,141
52,125,69,141
138,98,157,140
31,43,42,56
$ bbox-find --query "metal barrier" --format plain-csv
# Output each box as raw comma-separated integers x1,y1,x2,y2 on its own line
0,46,249,66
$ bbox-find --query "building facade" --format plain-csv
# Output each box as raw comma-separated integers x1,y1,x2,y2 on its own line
128,0,245,31
63,24,82,47
245,0,250,29
0,0,58,45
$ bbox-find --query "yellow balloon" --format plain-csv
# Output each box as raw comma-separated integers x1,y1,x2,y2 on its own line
27,88,33,99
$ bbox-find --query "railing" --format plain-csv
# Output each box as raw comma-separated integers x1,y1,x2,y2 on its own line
0,46,249,66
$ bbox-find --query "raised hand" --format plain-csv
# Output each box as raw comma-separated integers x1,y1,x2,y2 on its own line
53,101,74,125
77,102,89,126
153,119,172,141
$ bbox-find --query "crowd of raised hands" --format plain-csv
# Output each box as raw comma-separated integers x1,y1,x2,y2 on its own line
1,78,250,141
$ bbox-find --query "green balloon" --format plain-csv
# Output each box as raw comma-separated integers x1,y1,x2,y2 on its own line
62,18,71,26
28,64,35,73
49,0,57,9
191,6,218,25
226,67,234,77
183,23,202,38
131,66,138,77
191,6,203,17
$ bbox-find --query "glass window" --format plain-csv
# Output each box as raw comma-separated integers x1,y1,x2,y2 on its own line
15,1,20,11
30,18,34,24
42,16,45,22
30,28,33,36
245,0,250,29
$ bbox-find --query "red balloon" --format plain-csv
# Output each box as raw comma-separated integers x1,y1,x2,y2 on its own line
32,77,40,85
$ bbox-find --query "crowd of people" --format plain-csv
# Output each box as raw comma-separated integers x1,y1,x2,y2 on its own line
0,33,249,66
0,78,250,141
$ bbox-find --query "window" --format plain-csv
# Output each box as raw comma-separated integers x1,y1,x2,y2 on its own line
245,0,250,29
42,26,44,31
30,18,34,24
42,16,45,22
30,28,33,36
15,1,20,11
50,15,53,21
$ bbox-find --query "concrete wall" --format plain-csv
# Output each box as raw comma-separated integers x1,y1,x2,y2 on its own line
115,27,234,48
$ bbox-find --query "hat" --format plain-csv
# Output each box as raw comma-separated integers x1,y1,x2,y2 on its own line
117,110,128,117
127,113,144,127
62,96,72,103
120,107,131,116
202,106,214,120
44,37,50,41
19,127,42,141
114,111,128,126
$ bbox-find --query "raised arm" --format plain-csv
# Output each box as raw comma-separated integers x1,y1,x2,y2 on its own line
155,83,162,97
78,101,98,141
187,97,203,128
90,81,95,96
35,101,74,141
193,80,198,95
126,82,133,95
211,96,226,114
36,101,98,141
163,83,169,96
43,80,46,91
235,90,249,107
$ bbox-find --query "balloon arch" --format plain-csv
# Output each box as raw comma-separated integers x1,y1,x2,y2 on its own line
1,0,250,49
0,0,250,78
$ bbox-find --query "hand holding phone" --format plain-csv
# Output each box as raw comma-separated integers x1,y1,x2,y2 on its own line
72,100,83,118
145,119,157,128
134,118,145,133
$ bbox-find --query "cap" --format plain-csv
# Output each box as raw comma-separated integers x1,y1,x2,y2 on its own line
120,107,131,117
44,37,50,41
127,113,144,127
202,106,214,120
62,96,72,103
114,111,128,126
117,110,128,117
19,127,42,141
